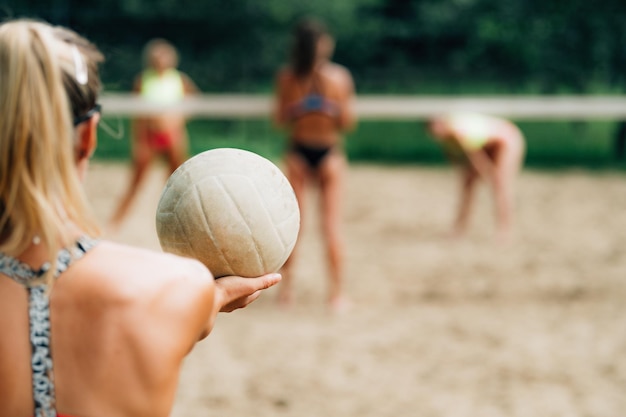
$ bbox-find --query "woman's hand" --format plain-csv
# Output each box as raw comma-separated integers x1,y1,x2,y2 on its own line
213,273,282,313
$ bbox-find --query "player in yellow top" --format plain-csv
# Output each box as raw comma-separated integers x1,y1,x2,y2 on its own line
109,38,198,231
427,112,526,243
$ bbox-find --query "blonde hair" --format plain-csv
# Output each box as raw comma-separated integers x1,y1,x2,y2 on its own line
0,19,103,285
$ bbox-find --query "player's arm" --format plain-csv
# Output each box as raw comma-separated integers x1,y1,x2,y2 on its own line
136,257,216,362
336,66,357,132
446,126,495,181
272,69,291,129
181,73,200,95
440,138,467,165
462,146,496,184
171,268,282,344
132,75,142,95
131,75,148,143
150,254,280,353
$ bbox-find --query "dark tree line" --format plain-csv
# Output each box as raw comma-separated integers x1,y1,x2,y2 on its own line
5,0,626,93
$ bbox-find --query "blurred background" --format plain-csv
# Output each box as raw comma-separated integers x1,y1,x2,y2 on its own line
6,0,626,168
6,3,626,416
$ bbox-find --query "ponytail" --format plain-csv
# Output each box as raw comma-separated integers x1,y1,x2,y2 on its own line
291,17,328,78
0,20,103,285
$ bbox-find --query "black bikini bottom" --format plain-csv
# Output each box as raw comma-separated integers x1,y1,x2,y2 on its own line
290,142,333,170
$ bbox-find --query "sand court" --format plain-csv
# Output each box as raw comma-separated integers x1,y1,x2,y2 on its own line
87,161,626,417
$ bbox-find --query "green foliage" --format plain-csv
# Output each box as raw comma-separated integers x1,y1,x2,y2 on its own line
6,0,626,93
7,0,626,167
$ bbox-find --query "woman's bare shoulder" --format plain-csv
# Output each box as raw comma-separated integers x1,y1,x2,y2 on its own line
325,62,353,80
82,241,214,300
320,63,354,94
72,241,216,370
86,241,215,333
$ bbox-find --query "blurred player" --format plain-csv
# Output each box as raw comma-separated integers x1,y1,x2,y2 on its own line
273,17,356,312
109,38,198,231
427,112,526,243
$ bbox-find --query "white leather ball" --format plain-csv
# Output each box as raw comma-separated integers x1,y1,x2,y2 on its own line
155,148,300,278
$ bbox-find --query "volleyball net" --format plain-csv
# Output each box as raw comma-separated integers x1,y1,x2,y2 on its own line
100,93,626,120
96,94,626,166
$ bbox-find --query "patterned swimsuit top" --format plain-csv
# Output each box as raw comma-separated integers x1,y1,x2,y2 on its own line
0,236,98,417
287,73,339,121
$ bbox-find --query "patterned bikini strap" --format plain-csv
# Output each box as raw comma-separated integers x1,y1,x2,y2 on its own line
0,235,98,417
0,235,97,286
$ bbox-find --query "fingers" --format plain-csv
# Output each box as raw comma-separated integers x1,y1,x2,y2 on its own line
220,290,262,313
256,273,282,290
215,273,282,313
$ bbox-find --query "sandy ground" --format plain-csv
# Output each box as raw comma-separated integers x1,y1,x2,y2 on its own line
86,160,626,417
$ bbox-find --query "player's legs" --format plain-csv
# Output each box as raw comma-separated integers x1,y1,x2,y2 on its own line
163,129,188,174
492,133,525,242
318,151,348,311
277,151,309,306
108,138,155,232
452,166,479,238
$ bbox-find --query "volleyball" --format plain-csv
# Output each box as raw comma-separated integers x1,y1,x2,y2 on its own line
155,148,300,278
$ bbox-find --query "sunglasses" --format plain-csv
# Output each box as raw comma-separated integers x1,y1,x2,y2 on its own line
73,103,102,126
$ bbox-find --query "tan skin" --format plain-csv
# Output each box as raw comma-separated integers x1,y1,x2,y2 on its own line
428,115,525,243
109,43,198,231
0,114,281,417
274,34,356,311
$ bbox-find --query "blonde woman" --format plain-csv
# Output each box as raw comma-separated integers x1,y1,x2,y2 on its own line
273,17,356,312
109,38,198,231
0,19,280,417
427,112,526,242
